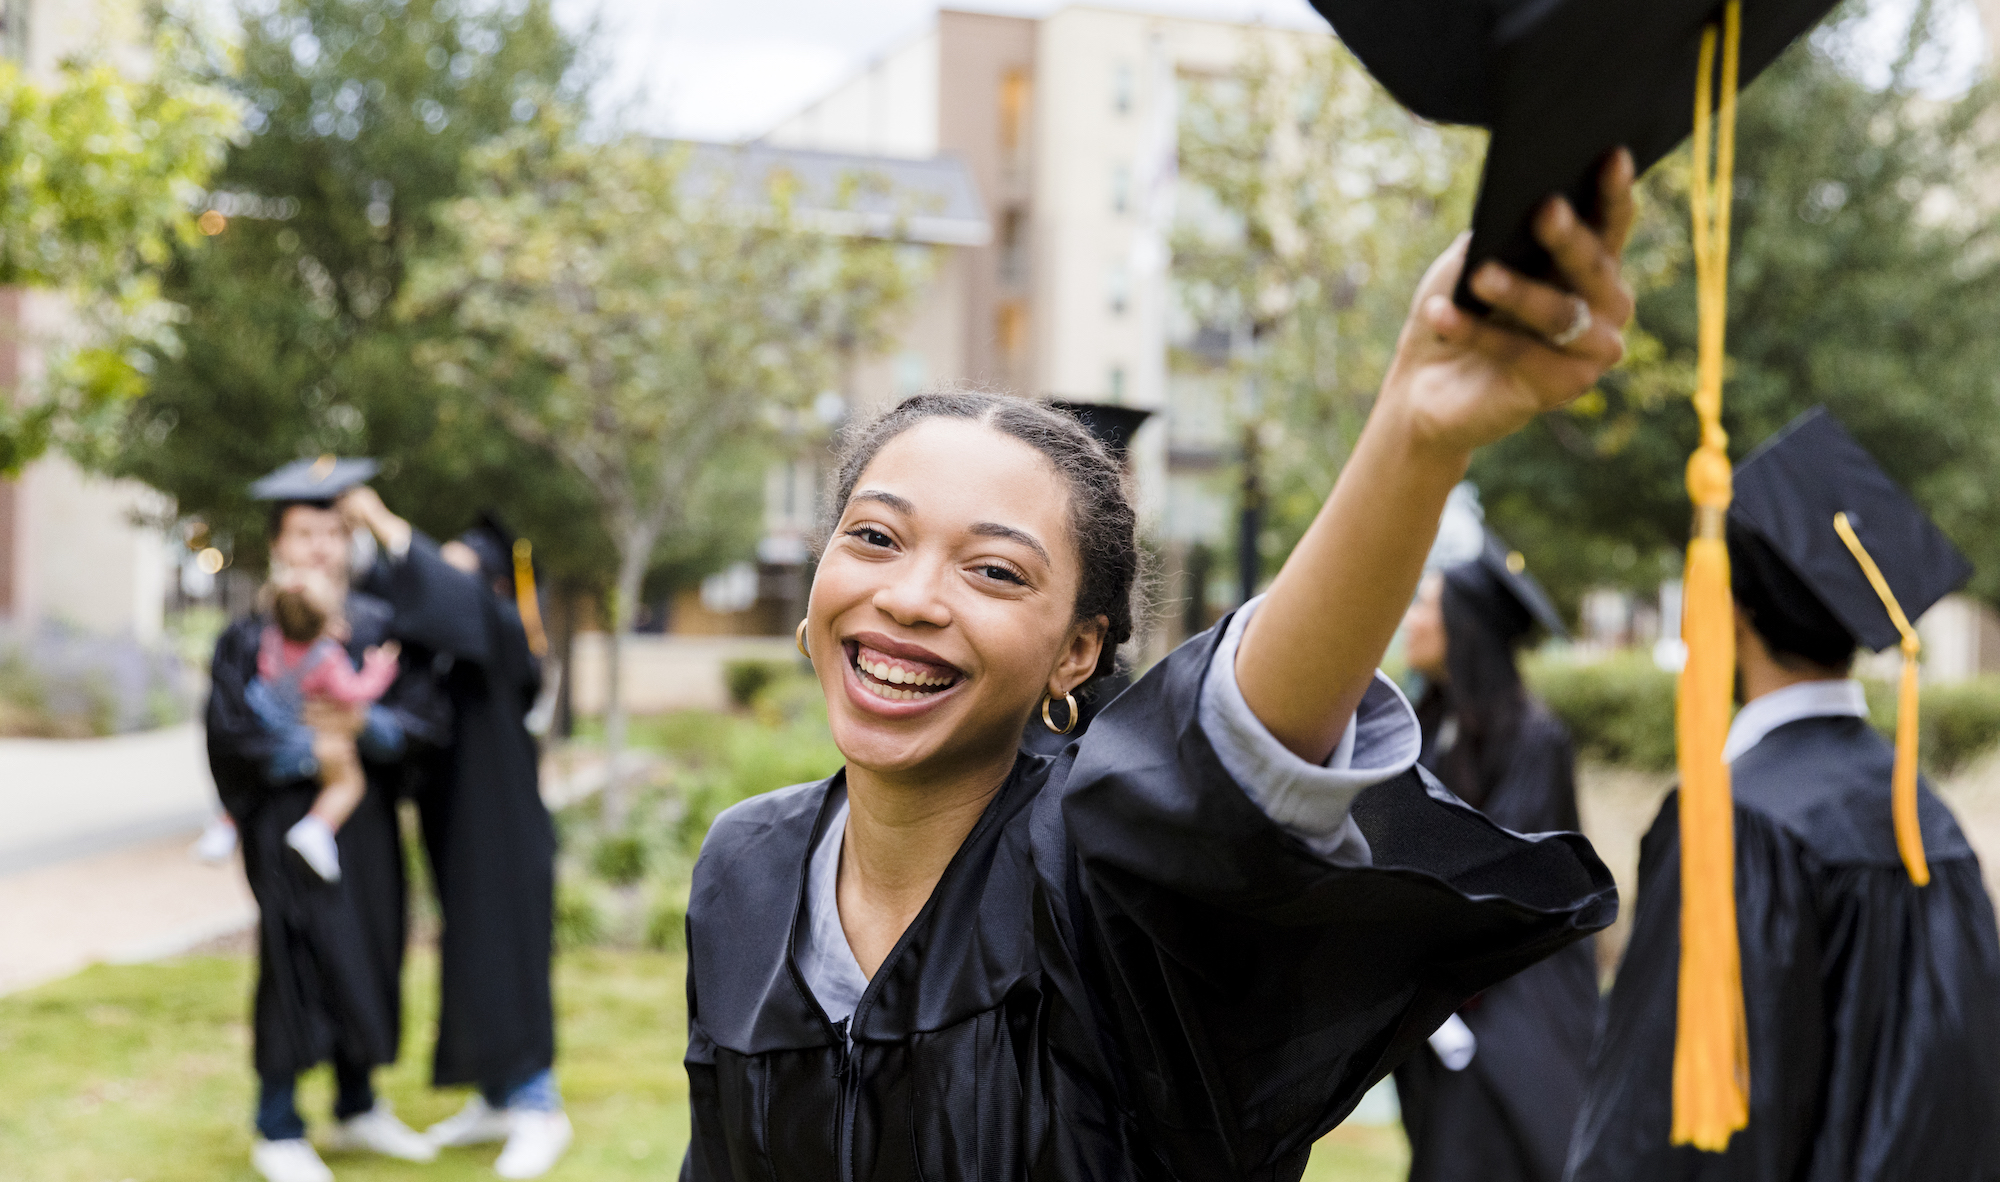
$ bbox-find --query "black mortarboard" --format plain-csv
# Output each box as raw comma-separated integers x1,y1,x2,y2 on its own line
1729,407,1971,655
1446,531,1569,643
1309,0,1840,309
456,511,523,592
1049,400,1153,461
250,455,380,502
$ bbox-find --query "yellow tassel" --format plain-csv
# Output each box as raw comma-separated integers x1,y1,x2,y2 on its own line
513,538,549,658
1832,512,1930,886
1671,2,1751,1151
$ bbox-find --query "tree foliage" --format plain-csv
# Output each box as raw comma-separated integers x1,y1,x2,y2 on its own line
1174,37,1483,567
402,120,926,814
0,38,238,473
112,0,591,574
1472,1,2000,609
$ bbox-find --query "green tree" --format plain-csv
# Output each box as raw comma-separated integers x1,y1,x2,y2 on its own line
112,0,586,571
1471,0,2000,609
1174,38,1484,571
403,126,925,818
0,38,237,472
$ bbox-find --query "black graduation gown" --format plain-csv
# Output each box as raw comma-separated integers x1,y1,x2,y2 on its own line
382,536,556,1093
207,592,443,1080
1566,715,2000,1181
1396,703,1599,1182
682,616,1619,1181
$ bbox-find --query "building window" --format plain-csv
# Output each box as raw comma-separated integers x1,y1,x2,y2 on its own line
997,301,1027,356
1111,163,1130,215
1000,69,1031,153
1106,263,1129,315
1108,365,1127,402
895,352,928,397
1113,61,1134,115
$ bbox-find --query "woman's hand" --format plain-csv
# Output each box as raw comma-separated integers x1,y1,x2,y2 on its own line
1236,151,1637,764
1382,149,1637,463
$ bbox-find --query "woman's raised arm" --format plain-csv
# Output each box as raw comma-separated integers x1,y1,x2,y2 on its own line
1236,151,1637,763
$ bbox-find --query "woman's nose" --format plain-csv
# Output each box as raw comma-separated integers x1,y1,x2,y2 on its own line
872,557,952,627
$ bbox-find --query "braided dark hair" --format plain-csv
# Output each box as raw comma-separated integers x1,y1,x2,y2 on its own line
825,390,1138,682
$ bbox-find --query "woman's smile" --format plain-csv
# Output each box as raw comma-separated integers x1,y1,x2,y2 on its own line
841,632,967,713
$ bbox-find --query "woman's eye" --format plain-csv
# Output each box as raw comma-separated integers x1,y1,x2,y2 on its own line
978,564,1025,585
845,527,893,548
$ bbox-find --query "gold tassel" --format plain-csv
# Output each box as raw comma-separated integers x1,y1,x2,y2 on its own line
1832,512,1931,886
1672,1,1751,1151
513,538,549,658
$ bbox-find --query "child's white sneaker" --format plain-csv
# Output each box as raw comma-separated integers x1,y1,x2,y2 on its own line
285,815,341,882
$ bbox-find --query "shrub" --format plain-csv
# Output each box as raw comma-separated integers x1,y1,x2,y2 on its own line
1866,675,2000,776
644,887,689,953
723,659,788,709
554,881,606,949
590,833,649,887
1525,650,1680,772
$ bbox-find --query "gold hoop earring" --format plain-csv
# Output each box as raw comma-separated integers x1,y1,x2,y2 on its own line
1041,691,1079,735
795,619,810,659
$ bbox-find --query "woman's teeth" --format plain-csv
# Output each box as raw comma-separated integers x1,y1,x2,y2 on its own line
857,655,952,687
852,648,957,700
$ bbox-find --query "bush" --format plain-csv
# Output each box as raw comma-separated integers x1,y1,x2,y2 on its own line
722,659,788,709
1525,651,1679,772
554,881,606,950
590,833,650,887
1865,675,2000,776
644,887,689,953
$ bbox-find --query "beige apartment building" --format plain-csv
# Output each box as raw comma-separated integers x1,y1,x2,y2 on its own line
752,5,1323,645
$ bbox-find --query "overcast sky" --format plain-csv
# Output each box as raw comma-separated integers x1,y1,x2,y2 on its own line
557,0,1330,142
556,0,1993,145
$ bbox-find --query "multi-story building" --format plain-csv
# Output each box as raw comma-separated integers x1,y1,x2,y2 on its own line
763,5,1322,647
0,0,174,641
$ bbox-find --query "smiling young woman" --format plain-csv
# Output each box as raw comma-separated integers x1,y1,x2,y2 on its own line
681,154,1638,1181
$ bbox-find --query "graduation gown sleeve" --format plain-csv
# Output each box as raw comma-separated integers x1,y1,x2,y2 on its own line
1039,615,1619,1178
1566,718,2000,1182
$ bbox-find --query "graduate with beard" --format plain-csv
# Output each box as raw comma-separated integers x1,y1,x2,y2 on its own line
1395,527,1596,1182
339,490,570,1180
1565,408,2000,1180
209,459,449,1182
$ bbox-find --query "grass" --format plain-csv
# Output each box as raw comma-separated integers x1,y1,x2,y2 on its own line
0,946,1404,1181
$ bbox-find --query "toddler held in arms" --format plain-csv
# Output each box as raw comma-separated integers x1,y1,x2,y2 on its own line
255,569,400,883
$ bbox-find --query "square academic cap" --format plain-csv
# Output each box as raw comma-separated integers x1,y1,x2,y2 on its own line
1730,407,1971,654
1308,0,1840,309
249,455,380,502
1048,400,1154,461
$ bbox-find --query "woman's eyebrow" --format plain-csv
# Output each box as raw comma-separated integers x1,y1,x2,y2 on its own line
850,489,915,515
970,521,1049,564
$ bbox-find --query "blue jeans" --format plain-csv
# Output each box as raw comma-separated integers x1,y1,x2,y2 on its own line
484,1068,562,1113
256,1059,375,1140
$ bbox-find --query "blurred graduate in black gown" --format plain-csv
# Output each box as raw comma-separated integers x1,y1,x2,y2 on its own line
210,459,450,1182
1394,519,1596,1182
1567,409,2000,1180
341,489,572,1179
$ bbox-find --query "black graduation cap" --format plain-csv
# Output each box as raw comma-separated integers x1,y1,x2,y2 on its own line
1447,531,1569,643
1729,407,1971,655
1049,400,1153,461
249,455,380,503
455,511,521,591
1308,0,1840,309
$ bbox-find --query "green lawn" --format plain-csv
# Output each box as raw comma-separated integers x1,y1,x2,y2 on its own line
0,948,1404,1181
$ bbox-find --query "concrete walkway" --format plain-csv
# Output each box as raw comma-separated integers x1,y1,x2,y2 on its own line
0,723,219,875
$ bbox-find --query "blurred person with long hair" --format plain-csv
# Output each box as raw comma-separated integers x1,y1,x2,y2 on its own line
1394,541,1595,1182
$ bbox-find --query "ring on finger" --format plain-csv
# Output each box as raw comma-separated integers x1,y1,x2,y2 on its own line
1548,296,1592,349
